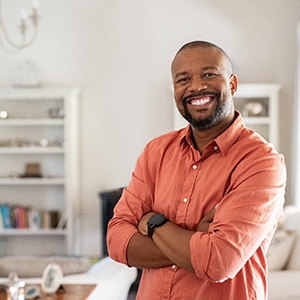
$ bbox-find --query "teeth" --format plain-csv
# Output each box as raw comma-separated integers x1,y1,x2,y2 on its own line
190,97,211,106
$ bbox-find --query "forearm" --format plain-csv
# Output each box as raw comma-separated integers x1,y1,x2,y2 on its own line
151,221,196,273
132,210,213,273
127,232,173,268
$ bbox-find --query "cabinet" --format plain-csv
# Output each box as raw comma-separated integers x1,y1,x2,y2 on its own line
173,83,281,150
0,87,81,256
234,83,281,150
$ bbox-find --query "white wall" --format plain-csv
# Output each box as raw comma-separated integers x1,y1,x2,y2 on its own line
0,0,299,256
292,21,300,206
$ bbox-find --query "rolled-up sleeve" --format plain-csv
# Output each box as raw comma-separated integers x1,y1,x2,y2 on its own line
190,152,286,282
107,150,153,265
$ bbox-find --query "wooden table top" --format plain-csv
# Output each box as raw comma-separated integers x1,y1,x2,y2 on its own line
0,284,97,300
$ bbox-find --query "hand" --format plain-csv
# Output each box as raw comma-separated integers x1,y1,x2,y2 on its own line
197,208,216,233
138,212,157,236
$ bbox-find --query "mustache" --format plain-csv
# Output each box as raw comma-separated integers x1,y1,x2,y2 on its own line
183,91,220,103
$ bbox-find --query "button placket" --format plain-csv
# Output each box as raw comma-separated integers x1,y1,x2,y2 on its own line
176,161,200,222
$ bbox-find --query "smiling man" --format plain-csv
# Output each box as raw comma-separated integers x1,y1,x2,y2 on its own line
107,41,286,299
172,42,237,154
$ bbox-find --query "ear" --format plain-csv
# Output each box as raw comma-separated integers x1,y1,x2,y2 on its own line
229,74,238,96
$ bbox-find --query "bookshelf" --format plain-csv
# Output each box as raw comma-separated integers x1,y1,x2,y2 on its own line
234,83,281,150
0,86,81,256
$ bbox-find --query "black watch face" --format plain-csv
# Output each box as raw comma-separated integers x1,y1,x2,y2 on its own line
150,214,166,225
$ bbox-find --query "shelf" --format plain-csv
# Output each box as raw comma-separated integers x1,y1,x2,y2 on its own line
0,228,67,236
0,119,64,126
0,86,81,255
0,147,64,154
0,177,65,185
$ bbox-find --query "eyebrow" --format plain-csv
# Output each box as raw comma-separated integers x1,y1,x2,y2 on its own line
174,71,189,79
174,66,220,79
202,66,220,72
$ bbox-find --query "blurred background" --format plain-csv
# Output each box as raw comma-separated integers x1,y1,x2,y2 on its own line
0,0,299,257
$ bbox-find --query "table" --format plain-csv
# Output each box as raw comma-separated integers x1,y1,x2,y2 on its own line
0,284,96,300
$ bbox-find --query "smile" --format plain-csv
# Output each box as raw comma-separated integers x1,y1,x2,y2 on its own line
188,96,212,106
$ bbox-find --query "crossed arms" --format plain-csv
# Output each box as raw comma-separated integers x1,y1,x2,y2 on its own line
107,142,286,282
127,209,215,273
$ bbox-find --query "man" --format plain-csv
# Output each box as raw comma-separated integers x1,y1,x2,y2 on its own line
107,41,286,299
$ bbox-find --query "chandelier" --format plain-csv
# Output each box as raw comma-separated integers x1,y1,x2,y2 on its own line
0,0,39,52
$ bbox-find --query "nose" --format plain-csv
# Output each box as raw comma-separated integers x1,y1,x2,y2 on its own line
189,76,207,91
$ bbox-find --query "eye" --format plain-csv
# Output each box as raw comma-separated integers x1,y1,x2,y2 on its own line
176,77,190,84
202,72,218,78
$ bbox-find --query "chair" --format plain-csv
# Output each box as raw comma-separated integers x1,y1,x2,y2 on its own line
98,187,141,295
99,187,124,256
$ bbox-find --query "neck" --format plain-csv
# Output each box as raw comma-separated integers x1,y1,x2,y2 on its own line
191,113,235,154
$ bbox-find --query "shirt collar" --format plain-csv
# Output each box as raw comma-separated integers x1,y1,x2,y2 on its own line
179,111,245,155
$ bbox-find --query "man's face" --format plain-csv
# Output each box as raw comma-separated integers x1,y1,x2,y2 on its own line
171,47,237,131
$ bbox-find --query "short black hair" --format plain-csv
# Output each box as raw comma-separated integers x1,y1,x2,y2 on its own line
174,40,233,74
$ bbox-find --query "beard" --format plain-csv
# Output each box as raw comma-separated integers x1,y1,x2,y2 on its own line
181,92,232,131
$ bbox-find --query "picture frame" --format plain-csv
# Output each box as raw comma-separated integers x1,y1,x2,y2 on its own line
41,263,63,294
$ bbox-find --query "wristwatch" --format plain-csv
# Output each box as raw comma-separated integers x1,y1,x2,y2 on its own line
147,214,168,239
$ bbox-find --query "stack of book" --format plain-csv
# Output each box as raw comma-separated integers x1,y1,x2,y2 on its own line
0,204,60,230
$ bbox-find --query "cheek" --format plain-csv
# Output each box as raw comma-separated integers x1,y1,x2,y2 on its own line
224,87,234,100
173,86,184,101
218,83,231,100
174,97,185,116
174,92,183,109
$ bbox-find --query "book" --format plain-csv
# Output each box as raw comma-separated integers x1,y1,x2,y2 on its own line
0,210,3,229
0,204,11,228
0,204,62,230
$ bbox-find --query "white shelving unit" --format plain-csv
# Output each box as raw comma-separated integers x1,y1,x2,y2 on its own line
234,83,281,150
0,86,81,256
173,83,281,150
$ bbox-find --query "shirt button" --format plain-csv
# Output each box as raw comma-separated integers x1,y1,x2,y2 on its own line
192,164,197,169
214,146,218,151
172,264,176,269
183,198,188,203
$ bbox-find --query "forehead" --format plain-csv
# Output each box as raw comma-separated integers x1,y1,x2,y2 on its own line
171,47,227,76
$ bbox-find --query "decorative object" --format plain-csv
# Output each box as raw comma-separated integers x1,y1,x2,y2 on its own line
0,110,8,119
41,263,63,294
21,162,42,178
24,285,41,299
47,107,65,119
0,0,39,52
0,271,25,300
0,138,65,148
242,101,267,117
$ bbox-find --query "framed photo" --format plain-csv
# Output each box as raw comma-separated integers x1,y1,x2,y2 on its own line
41,263,63,294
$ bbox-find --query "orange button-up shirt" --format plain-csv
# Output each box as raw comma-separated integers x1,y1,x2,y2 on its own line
107,112,286,300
